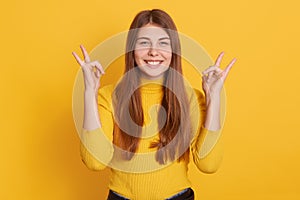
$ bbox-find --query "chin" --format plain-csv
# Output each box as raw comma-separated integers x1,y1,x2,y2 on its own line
139,67,167,79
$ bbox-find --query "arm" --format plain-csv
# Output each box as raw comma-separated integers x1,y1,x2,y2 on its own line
190,89,223,174
82,88,101,130
79,86,114,171
191,52,236,173
72,45,114,171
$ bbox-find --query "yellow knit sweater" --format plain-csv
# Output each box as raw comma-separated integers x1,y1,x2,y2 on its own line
79,79,223,200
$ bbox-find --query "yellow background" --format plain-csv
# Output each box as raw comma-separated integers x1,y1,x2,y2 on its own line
1,0,300,199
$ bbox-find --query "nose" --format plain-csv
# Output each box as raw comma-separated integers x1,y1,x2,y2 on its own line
148,47,159,57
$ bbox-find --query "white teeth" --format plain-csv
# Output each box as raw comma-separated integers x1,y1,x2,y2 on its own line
147,61,161,65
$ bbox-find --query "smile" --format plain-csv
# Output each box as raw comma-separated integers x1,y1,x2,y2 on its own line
145,60,163,66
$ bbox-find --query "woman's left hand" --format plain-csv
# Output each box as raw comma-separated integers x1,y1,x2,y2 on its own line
202,52,237,102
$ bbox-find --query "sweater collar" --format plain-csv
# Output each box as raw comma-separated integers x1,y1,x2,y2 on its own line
139,77,164,91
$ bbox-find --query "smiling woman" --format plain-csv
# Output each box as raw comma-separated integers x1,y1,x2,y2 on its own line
72,8,236,200
134,24,172,79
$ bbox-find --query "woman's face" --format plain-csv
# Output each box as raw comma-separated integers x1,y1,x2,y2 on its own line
134,23,172,80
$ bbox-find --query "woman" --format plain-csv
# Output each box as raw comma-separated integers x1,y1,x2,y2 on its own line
72,9,236,200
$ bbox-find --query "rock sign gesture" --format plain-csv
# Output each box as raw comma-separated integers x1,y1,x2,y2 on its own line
72,45,105,93
202,52,237,101
72,45,236,101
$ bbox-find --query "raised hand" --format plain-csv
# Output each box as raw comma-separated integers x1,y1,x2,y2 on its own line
202,52,236,100
72,45,105,93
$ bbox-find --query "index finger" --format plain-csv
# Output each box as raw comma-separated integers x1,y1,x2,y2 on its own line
215,51,225,67
72,51,84,66
80,44,91,62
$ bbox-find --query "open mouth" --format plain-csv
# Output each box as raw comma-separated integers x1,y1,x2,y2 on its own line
144,60,163,66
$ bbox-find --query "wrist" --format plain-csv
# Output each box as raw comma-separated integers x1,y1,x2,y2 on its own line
206,93,220,106
84,89,98,99
84,88,98,96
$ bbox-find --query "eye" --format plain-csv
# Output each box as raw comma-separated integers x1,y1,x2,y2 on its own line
159,41,170,47
138,40,151,46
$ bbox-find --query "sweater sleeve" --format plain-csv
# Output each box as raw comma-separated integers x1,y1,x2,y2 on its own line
79,85,114,171
190,88,223,174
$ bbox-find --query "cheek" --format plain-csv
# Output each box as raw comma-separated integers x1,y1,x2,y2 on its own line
160,48,172,59
134,51,142,65
164,52,172,63
134,50,147,61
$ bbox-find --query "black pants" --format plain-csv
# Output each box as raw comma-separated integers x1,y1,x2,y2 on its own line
107,188,194,200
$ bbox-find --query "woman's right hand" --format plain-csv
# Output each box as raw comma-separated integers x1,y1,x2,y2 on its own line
72,45,105,93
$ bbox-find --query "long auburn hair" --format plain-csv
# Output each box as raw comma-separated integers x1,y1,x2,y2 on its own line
112,9,192,164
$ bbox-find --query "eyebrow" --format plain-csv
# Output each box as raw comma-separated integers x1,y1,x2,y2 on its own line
136,37,170,40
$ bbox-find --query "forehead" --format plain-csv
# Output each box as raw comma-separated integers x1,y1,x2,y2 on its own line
137,25,169,39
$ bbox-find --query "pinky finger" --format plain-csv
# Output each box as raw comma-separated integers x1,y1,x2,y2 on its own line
223,58,237,78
